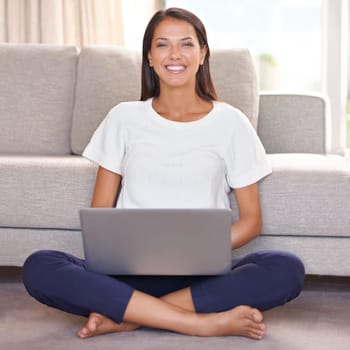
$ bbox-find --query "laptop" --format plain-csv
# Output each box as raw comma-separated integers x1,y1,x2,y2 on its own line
80,208,232,276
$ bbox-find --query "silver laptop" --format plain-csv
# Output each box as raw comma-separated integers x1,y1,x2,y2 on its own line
80,208,232,276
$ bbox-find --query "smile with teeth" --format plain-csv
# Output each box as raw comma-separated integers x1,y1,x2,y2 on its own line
165,65,186,72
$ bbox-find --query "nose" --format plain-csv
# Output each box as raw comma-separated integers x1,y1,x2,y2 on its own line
169,45,181,60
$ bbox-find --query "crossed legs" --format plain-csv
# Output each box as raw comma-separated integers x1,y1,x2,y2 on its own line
23,250,304,340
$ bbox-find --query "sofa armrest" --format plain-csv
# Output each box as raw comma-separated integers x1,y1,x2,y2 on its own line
257,93,330,154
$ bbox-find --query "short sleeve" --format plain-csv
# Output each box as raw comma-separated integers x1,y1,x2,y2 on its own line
224,111,272,189
82,106,126,174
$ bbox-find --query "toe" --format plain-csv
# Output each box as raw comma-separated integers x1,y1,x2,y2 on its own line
77,327,90,339
248,325,266,340
251,309,264,323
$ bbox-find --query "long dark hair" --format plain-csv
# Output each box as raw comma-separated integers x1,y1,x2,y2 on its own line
140,7,217,102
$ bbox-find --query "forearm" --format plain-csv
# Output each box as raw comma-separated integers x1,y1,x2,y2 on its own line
230,184,263,249
230,215,261,249
91,167,121,208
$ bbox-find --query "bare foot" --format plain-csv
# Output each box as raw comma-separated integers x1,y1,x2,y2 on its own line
77,312,139,339
77,306,265,340
198,305,266,339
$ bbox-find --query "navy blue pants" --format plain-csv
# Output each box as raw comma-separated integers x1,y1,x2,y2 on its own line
23,250,305,324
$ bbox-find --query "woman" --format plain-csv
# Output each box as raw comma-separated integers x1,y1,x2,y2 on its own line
23,8,304,340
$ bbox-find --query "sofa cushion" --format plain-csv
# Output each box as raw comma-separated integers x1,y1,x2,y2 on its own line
258,94,328,154
71,47,259,155
230,154,350,237
210,49,259,129
0,44,78,155
71,46,142,155
0,156,96,230
235,235,350,276
0,228,84,266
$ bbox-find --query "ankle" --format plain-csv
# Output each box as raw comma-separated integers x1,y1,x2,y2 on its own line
191,313,217,337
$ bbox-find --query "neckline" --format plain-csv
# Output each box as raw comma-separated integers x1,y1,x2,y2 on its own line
147,98,217,127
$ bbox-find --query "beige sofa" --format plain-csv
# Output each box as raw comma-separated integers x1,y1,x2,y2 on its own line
1,43,349,276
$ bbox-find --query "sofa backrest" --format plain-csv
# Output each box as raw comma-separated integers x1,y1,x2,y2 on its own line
71,46,259,155
0,44,258,156
0,44,78,155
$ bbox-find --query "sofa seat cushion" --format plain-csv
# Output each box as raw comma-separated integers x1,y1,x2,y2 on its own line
230,154,350,237
0,156,97,230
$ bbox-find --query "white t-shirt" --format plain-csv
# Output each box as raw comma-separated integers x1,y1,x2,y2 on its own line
83,99,271,209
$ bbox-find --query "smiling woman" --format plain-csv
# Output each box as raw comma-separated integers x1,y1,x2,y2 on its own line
141,9,217,122
149,20,205,86
22,7,305,341
147,17,212,122
141,7,217,105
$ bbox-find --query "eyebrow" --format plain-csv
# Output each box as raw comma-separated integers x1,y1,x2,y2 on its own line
155,36,194,41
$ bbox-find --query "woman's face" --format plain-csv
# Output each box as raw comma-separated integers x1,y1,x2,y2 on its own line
148,17,207,92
